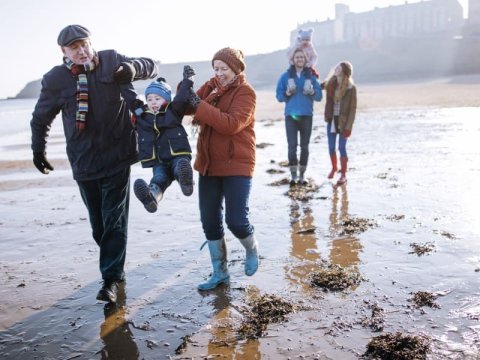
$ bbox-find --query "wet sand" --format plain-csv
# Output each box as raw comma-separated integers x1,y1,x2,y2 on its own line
1,77,480,359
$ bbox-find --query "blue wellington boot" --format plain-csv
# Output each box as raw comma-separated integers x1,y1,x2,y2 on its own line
298,165,308,185
198,238,230,291
289,165,298,186
239,234,259,276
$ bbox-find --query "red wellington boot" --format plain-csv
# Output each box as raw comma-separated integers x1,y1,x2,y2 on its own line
337,157,348,185
328,153,338,179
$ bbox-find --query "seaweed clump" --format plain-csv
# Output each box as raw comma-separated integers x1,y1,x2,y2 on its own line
287,180,320,201
310,260,363,291
268,178,291,186
363,332,430,360
341,216,377,236
408,291,440,309
409,242,435,256
238,293,295,339
360,302,385,332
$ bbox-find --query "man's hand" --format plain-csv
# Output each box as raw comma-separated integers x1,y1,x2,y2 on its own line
33,152,54,174
303,87,315,96
183,65,196,80
114,62,136,83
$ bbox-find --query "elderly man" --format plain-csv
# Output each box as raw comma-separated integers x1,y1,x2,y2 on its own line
31,25,157,303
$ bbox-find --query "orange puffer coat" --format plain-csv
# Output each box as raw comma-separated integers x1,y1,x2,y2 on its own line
193,74,256,177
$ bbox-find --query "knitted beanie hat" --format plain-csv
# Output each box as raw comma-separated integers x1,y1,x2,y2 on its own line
145,78,172,102
340,61,353,78
212,47,246,75
298,28,313,41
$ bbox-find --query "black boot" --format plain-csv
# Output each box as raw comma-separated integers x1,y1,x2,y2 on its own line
177,158,193,196
96,280,121,303
134,179,160,213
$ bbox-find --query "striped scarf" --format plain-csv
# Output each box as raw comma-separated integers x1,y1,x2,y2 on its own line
63,56,98,131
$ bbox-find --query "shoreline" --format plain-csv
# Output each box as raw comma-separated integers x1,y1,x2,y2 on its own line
4,73,480,108
254,74,480,121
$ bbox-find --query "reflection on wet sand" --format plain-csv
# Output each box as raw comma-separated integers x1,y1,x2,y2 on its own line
285,183,363,292
181,287,261,359
328,185,363,268
99,283,139,359
285,198,321,291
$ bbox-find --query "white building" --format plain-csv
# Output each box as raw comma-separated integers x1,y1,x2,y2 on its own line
292,0,464,47
465,0,480,35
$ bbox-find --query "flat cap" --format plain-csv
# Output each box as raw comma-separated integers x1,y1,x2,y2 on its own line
57,25,90,46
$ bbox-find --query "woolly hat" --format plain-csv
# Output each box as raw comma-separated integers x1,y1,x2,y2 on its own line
212,47,246,75
298,28,313,41
57,25,91,46
340,61,353,78
145,78,172,102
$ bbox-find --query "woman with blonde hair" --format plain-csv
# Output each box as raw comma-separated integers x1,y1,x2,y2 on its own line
322,61,357,185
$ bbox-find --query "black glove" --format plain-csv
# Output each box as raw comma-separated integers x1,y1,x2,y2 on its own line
188,90,201,109
114,62,136,83
183,65,195,80
33,151,54,174
175,79,194,104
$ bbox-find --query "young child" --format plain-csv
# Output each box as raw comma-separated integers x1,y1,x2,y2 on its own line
132,66,195,213
286,28,319,95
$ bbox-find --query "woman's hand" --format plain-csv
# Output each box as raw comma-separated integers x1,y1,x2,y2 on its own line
188,90,201,110
342,129,352,138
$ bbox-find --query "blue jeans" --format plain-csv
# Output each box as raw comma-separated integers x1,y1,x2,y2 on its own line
151,156,190,192
198,175,254,240
77,167,130,281
327,120,348,158
285,115,313,166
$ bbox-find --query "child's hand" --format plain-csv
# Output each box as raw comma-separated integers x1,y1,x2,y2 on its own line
183,65,196,80
133,99,146,116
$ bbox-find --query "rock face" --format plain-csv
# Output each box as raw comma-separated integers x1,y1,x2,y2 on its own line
16,80,42,99
14,37,480,99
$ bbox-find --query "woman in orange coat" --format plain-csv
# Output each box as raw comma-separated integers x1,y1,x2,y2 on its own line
188,47,258,290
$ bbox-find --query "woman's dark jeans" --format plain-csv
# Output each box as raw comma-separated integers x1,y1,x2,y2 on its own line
198,175,254,240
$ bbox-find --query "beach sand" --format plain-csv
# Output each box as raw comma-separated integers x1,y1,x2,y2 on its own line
1,77,480,359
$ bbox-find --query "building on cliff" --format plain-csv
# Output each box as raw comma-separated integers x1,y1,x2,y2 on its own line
464,0,480,36
288,0,480,81
292,0,465,47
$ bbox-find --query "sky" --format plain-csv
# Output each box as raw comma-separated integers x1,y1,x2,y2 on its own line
0,0,469,99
